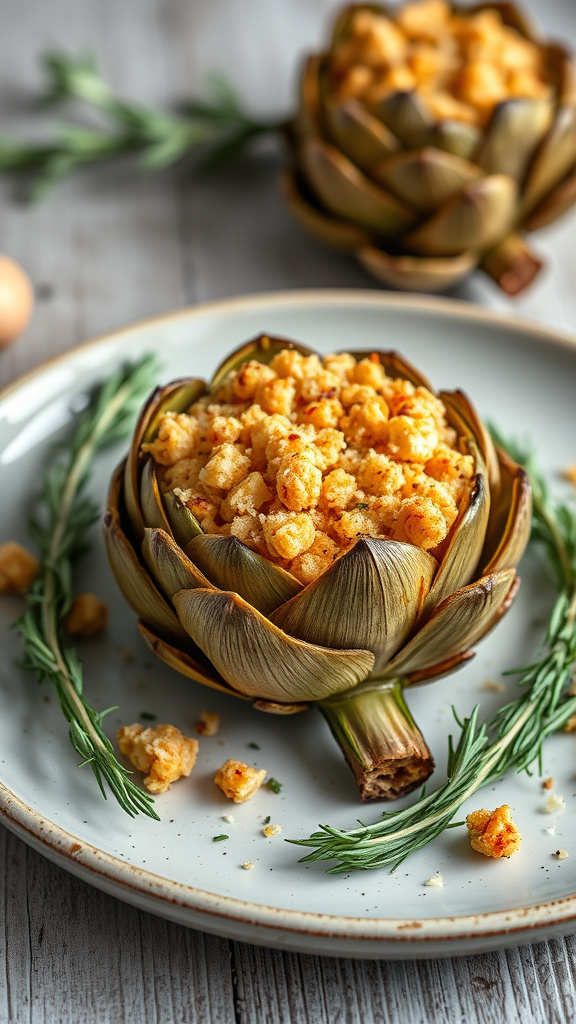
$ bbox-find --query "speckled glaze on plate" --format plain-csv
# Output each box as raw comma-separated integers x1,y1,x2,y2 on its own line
2,291,576,960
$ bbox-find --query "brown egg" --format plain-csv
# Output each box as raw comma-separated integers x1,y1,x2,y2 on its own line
0,254,34,348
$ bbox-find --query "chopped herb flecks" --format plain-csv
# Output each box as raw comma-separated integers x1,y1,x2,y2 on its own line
267,778,282,794
213,834,229,843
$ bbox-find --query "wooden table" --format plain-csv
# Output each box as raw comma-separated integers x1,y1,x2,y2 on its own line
2,1,576,1020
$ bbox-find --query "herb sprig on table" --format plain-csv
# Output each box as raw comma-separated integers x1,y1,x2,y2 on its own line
16,355,161,819
0,52,282,200
292,441,576,872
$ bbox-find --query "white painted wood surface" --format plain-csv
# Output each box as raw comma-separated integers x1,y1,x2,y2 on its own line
1,1,576,1020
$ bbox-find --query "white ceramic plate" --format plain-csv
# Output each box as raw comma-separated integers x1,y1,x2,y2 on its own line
2,290,576,960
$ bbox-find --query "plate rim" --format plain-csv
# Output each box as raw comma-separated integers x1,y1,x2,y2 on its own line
3,287,576,954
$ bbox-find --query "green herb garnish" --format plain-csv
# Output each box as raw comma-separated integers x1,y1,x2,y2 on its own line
292,438,576,872
267,778,283,794
247,742,260,749
353,502,370,510
139,712,157,721
213,834,229,843
16,355,161,819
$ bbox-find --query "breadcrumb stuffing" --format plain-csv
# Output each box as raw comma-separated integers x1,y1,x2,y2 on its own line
465,804,522,858
215,758,267,803
544,793,565,813
262,823,282,838
145,348,473,582
117,723,198,794
195,710,220,736
64,592,108,637
424,874,444,887
0,541,39,593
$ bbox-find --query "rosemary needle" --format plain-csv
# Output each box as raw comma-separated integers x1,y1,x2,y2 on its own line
16,355,161,819
292,440,576,872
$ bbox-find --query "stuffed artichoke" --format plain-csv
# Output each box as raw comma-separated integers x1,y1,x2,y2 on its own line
104,335,531,800
283,1,576,294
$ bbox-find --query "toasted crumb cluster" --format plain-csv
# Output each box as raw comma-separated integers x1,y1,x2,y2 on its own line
215,758,267,803
195,710,220,736
117,723,198,794
328,1,552,127
64,592,108,637
262,823,282,838
144,348,474,583
465,804,522,858
0,541,39,593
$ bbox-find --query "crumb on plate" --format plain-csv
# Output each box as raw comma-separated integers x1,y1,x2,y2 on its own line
563,714,576,732
480,679,505,693
262,823,282,838
64,592,108,637
215,759,266,803
195,710,220,736
117,722,198,794
562,465,576,486
542,777,554,790
555,849,569,860
465,804,522,858
0,541,39,593
544,793,565,813
241,861,255,870
424,874,443,887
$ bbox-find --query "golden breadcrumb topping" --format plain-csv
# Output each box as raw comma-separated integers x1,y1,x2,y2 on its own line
215,758,267,803
0,541,39,593
328,1,552,127
64,592,108,637
117,723,198,794
144,348,474,583
465,804,522,858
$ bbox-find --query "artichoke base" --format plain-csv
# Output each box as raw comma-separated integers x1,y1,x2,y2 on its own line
319,681,434,802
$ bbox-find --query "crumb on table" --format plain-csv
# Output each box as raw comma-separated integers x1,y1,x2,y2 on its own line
64,592,108,637
0,541,39,593
424,874,443,887
465,804,522,858
195,710,220,736
262,823,282,838
542,777,554,790
214,759,266,803
241,862,255,870
117,723,198,794
544,793,565,813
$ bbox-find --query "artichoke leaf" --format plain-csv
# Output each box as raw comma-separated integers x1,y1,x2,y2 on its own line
300,137,418,236
186,534,302,616
270,537,436,676
292,55,324,140
138,622,241,697
521,106,576,219
524,167,576,232
371,90,434,149
403,174,517,256
124,379,206,540
481,448,531,576
142,527,213,600
173,588,375,703
422,468,490,617
162,488,203,548
140,457,172,534
383,568,517,679
372,147,482,213
358,245,476,293
440,389,501,502
281,170,372,252
475,98,554,182
210,333,314,394
427,120,482,162
103,506,190,647
346,349,433,390
323,99,401,171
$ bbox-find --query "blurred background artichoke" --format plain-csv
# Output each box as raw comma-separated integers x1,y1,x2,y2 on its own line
104,335,531,800
283,0,576,294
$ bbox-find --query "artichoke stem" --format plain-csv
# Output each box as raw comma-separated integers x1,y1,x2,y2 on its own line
480,233,542,296
319,682,434,802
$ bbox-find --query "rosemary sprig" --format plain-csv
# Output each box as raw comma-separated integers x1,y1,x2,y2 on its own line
292,440,576,872
0,52,283,200
16,355,161,818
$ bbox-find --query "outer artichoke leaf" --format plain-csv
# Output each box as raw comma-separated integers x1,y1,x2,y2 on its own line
138,622,241,697
323,99,400,172
124,378,206,540
185,534,303,616
210,334,314,394
142,528,213,600
371,90,433,149
521,106,576,219
162,488,203,548
481,447,531,576
346,349,433,390
300,137,418,236
280,170,372,252
480,233,543,296
358,244,476,293
422,467,490,617
140,457,172,534
440,389,501,501
270,537,435,676
173,588,374,702
372,147,482,213
102,506,190,647
292,55,324,140
427,120,482,162
383,568,517,679
475,98,554,182
524,167,576,232
403,174,517,256
404,650,475,687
